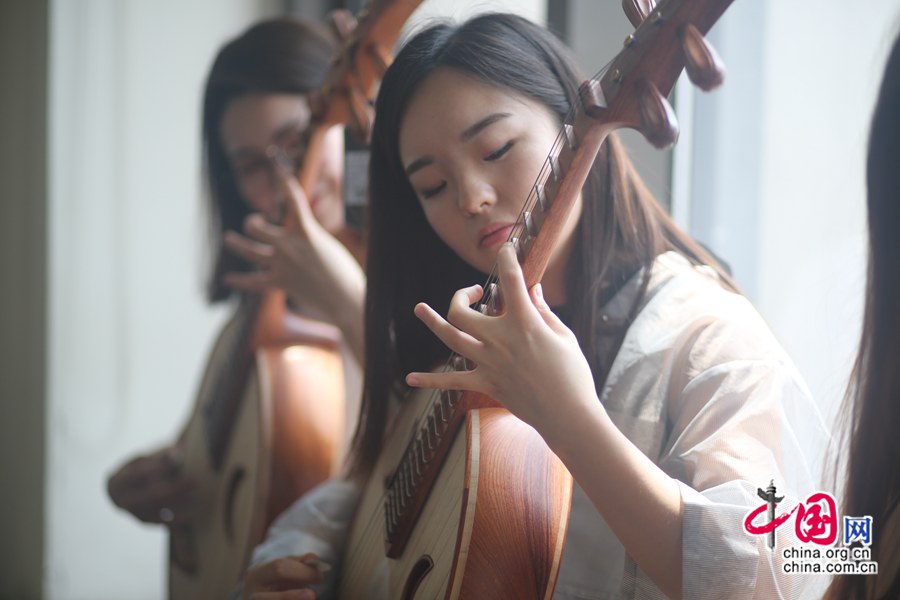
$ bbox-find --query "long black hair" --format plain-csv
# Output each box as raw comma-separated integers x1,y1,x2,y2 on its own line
825,28,900,600
201,18,335,303
349,13,732,474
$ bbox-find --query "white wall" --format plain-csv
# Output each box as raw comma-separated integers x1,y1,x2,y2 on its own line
407,0,545,27
47,1,280,598
687,1,900,439
757,2,899,428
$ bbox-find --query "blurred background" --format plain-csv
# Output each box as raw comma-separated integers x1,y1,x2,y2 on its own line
2,0,898,598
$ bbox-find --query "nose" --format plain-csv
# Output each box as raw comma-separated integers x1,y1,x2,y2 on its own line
456,176,496,216
245,172,285,223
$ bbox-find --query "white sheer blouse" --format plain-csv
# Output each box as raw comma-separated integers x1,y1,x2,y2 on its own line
241,251,830,600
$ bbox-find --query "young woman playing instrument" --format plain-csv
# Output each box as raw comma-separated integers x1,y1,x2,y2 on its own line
107,16,364,530
242,12,827,600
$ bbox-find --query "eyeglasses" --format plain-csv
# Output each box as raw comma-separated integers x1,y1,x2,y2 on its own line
230,127,309,201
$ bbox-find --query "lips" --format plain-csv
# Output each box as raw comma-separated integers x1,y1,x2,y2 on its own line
478,223,514,249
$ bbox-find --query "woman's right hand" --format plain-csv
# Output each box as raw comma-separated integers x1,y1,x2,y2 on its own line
106,446,195,526
243,553,325,600
223,169,366,364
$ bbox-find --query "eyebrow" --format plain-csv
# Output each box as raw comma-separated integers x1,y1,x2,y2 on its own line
461,112,511,142
404,112,512,177
229,117,310,160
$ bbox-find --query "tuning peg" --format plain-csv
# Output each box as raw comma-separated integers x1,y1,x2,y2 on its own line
329,9,358,42
680,23,726,91
636,79,678,148
622,0,657,28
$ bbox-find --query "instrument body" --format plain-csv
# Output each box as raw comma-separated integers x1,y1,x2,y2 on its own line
341,392,571,599
341,0,734,596
169,294,345,599
168,2,423,596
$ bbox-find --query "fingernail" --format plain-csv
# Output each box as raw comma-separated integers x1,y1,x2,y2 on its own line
533,283,544,300
406,374,420,387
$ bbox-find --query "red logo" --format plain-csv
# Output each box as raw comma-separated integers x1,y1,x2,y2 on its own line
744,482,838,549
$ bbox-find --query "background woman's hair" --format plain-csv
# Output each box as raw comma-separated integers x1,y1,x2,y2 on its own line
349,12,733,473
824,29,900,600
201,17,335,303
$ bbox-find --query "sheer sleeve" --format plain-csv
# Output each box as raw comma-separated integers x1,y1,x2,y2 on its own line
605,254,831,599
662,357,830,599
231,478,360,600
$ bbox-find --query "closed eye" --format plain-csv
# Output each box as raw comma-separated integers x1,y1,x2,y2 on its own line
485,141,513,162
421,181,447,199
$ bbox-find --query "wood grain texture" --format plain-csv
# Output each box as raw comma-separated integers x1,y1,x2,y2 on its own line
340,390,572,600
168,305,345,600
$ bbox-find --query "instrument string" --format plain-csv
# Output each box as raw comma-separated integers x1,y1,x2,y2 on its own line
340,64,609,582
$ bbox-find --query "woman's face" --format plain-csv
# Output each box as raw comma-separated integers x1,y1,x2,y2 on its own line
220,93,345,233
399,68,581,280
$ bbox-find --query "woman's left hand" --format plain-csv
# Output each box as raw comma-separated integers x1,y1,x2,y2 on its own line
405,243,598,430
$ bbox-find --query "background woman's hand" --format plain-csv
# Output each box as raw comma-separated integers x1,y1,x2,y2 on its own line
106,445,195,526
222,169,363,320
405,243,599,431
242,553,325,600
222,169,365,363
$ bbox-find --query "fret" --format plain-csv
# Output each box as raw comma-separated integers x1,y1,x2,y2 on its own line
516,219,535,261
562,122,577,150
387,486,397,525
436,394,450,423
511,236,527,263
534,182,550,213
416,438,427,472
450,354,471,372
548,152,562,181
421,423,435,455
399,460,411,503
417,439,427,472
523,210,538,240
541,144,572,211
417,428,429,461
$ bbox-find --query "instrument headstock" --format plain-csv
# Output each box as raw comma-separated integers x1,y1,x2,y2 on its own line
311,0,423,140
295,0,423,201
503,0,735,291
584,0,731,149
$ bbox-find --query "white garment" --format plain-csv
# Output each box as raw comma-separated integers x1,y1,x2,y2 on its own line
553,252,828,599
233,479,360,600
245,252,830,599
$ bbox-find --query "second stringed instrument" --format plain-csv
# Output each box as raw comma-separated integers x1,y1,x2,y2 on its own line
167,3,422,598
340,0,733,597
